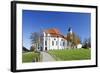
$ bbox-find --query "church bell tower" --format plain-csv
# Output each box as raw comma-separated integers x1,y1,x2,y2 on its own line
68,27,72,34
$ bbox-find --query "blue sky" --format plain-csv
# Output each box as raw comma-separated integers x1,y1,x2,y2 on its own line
22,10,91,49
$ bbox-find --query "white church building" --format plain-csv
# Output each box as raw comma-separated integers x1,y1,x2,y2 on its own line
39,28,82,51
39,28,67,51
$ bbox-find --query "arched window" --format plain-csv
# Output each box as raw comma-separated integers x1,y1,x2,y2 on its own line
63,41,65,46
52,41,54,46
60,39,63,46
45,41,47,46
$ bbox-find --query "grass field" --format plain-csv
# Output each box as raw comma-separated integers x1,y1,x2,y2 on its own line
48,48,91,61
22,52,40,63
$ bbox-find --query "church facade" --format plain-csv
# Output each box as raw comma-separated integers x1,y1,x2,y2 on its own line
40,28,68,51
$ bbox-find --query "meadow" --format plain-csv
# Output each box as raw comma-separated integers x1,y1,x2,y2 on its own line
48,48,91,61
22,52,40,63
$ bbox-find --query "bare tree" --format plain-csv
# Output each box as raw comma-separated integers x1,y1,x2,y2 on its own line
30,32,40,51
82,37,91,48
30,45,35,51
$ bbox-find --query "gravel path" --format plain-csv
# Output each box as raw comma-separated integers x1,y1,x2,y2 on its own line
41,52,55,62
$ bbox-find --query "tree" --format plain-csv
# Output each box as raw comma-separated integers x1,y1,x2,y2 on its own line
88,37,91,48
30,32,40,44
67,32,81,48
30,45,36,51
30,32,40,51
82,37,91,48
74,35,81,45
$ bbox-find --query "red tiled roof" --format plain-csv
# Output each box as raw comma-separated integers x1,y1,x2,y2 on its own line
44,28,60,35
44,28,67,40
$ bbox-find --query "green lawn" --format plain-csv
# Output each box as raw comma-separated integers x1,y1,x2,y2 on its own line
22,52,40,63
48,49,91,61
